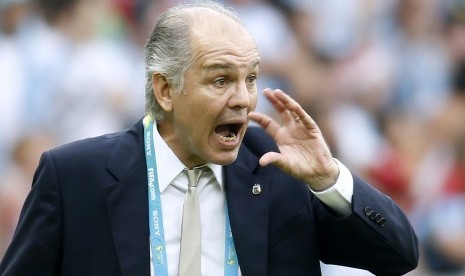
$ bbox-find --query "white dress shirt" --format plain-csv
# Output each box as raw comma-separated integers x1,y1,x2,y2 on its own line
149,125,354,275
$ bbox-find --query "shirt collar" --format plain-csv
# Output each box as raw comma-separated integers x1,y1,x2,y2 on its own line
153,124,224,193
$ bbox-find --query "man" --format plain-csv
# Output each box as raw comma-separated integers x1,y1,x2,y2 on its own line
0,1,418,275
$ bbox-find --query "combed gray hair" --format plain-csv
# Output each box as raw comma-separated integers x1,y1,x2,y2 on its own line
144,0,243,120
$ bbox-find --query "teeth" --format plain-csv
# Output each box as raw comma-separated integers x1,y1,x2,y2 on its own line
217,132,237,142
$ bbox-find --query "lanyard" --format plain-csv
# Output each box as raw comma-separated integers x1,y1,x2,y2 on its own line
143,116,239,276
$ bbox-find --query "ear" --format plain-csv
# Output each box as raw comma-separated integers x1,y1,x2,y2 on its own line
152,73,173,112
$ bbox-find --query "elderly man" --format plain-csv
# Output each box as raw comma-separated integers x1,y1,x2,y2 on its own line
0,1,418,275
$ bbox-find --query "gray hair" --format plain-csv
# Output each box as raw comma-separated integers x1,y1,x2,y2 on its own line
144,0,243,120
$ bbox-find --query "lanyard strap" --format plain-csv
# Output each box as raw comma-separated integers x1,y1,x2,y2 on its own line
144,116,169,275
224,206,239,275
143,116,239,276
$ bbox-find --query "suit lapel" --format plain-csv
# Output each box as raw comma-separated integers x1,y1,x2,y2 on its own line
101,121,272,276
225,145,270,276
103,120,151,276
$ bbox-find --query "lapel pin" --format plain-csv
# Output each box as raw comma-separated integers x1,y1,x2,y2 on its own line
252,183,261,195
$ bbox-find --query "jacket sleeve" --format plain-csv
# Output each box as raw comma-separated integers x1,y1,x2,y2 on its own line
0,151,62,276
315,174,419,275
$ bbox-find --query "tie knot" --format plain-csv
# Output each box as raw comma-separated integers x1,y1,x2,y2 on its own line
186,167,204,188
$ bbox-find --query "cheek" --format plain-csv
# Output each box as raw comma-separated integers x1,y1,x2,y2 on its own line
184,103,217,133
249,92,258,110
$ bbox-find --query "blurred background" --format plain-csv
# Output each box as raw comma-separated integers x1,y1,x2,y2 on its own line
1,0,465,274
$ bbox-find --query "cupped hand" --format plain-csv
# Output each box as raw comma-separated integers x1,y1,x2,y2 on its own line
248,88,339,190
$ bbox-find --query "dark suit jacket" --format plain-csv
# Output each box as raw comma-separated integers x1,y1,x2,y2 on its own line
0,120,418,276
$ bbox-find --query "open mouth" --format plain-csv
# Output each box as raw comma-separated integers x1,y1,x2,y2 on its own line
214,123,242,142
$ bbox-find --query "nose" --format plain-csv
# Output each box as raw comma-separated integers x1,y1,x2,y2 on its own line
228,82,251,110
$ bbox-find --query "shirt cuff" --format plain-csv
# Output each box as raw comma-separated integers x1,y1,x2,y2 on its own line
309,159,353,217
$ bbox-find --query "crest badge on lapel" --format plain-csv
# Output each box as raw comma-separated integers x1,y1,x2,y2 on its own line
252,183,261,195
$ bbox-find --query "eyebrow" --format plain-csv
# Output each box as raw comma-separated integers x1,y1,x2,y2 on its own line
204,59,261,72
205,63,233,72
250,59,261,69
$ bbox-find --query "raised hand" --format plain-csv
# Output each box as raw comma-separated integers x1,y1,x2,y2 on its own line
248,88,339,191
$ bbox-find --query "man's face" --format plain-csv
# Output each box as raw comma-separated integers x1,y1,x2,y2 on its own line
158,16,260,168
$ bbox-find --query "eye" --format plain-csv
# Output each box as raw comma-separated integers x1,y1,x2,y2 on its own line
246,75,257,85
213,77,229,87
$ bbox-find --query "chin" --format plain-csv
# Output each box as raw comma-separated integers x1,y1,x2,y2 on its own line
209,150,240,165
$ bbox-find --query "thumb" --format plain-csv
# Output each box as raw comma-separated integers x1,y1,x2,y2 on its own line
259,152,283,167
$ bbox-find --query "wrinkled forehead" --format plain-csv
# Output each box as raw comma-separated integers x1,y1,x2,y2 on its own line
188,8,253,42
183,9,260,67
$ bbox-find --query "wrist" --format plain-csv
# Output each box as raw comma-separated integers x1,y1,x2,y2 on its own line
308,159,340,191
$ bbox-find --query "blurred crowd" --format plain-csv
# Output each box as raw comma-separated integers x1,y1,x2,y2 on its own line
1,0,465,274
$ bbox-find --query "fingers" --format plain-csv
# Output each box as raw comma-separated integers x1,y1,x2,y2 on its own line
262,89,317,130
262,88,293,124
249,88,320,139
248,111,281,138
